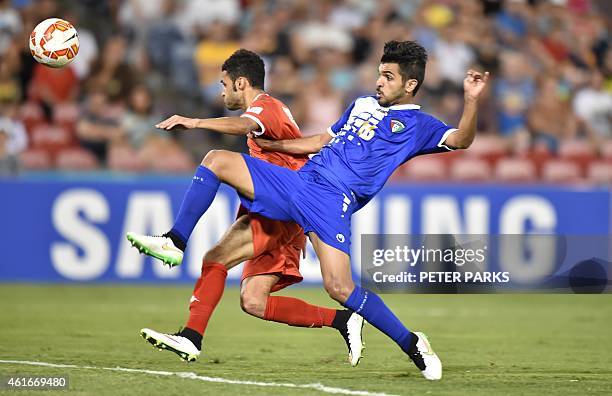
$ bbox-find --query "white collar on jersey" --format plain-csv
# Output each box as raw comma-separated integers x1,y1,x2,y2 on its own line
386,103,421,110
252,92,267,102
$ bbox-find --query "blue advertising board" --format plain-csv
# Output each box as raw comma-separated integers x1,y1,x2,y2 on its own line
0,176,609,284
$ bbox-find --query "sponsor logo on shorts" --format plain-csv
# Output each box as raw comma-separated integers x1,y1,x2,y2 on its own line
336,233,345,243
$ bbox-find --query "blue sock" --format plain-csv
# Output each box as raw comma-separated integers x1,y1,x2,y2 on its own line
170,165,220,246
344,286,414,354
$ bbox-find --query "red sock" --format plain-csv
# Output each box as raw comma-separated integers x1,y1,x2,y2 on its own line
263,296,336,328
185,261,228,335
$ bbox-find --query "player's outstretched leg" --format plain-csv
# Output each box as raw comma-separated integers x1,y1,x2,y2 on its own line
139,215,364,365
127,150,254,266
241,275,365,366
310,233,442,380
140,216,253,361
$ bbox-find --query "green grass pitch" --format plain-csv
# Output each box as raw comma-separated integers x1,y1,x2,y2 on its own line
1,285,611,395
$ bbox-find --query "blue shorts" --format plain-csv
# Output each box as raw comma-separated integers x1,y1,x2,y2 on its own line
238,154,355,255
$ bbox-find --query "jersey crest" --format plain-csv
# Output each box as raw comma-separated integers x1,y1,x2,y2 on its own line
390,119,406,133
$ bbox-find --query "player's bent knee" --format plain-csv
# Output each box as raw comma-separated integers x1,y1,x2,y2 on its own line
201,150,229,172
324,280,352,303
202,249,230,267
202,150,242,182
239,293,266,318
201,149,220,168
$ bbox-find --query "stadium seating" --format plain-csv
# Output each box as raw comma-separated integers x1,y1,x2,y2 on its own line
399,155,447,181
463,134,508,166
558,140,596,174
53,102,80,131
522,144,553,176
494,157,538,182
450,157,492,182
55,147,99,170
19,102,45,132
108,146,147,172
30,124,74,153
587,161,612,185
149,150,194,173
19,148,53,170
541,159,582,183
600,140,612,162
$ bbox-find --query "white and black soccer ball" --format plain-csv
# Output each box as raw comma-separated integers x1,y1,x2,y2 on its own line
29,18,79,68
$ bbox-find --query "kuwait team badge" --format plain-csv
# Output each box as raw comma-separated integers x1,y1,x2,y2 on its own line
390,119,405,133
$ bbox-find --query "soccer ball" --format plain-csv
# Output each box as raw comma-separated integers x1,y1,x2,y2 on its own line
29,18,79,68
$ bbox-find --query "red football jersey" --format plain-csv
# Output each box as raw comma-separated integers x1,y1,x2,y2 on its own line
241,93,308,171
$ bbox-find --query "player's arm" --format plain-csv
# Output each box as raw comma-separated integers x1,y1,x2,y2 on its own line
443,70,489,149
155,115,259,136
253,132,332,154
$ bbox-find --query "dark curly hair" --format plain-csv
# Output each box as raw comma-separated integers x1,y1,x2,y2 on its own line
222,49,265,90
380,41,428,96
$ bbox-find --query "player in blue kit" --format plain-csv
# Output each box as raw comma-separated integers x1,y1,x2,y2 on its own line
128,41,489,380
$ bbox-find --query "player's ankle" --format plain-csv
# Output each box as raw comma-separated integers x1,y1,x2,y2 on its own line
330,309,352,330
179,327,202,350
164,230,186,251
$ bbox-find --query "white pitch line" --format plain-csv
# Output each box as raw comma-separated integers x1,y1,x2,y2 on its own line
0,360,397,396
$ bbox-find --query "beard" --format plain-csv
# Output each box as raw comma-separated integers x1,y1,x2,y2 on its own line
376,89,404,107
224,97,242,111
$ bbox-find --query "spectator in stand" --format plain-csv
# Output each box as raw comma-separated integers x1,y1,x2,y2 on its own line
528,75,578,153
494,0,531,47
0,101,27,175
27,61,78,120
146,0,184,74
176,0,239,40
0,0,22,56
86,35,135,104
118,0,166,41
76,89,124,164
433,24,476,88
603,49,612,91
120,84,165,150
0,52,20,104
194,20,240,104
64,11,99,81
494,50,536,139
0,0,609,180
267,56,301,106
113,83,188,169
573,71,612,145
295,69,344,137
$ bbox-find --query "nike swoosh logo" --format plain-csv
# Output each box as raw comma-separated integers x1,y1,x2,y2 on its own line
63,33,77,43
161,243,180,252
420,338,435,355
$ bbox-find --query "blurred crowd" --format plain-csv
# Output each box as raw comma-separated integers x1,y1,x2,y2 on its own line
0,0,610,184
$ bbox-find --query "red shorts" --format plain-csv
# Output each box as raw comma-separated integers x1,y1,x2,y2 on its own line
238,207,305,292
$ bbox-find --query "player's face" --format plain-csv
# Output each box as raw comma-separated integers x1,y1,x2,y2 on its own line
220,71,243,111
376,63,416,106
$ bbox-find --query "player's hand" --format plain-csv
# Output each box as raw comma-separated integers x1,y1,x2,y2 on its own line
155,115,197,131
463,70,489,102
252,137,276,151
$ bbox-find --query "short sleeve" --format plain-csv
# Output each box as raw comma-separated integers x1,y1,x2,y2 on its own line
240,100,282,138
328,99,357,137
417,114,458,155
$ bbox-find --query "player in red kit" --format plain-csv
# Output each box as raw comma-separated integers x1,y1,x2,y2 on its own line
131,49,364,365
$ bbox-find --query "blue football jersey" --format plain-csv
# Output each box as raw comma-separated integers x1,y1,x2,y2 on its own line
299,95,457,210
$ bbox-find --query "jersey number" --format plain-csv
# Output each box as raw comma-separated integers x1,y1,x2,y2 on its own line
357,122,376,141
